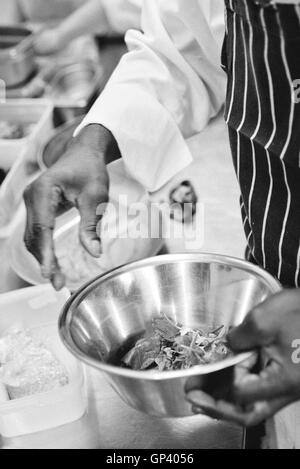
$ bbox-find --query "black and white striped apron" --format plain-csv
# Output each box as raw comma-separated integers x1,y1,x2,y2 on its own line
222,0,300,288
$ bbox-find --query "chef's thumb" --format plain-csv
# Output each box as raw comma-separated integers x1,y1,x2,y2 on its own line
228,307,272,353
77,186,108,257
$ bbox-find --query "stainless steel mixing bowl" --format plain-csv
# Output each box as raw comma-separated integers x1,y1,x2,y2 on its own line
59,253,281,418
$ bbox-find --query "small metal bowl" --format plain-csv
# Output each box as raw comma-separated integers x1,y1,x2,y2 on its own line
59,253,281,418
0,26,36,88
48,62,103,108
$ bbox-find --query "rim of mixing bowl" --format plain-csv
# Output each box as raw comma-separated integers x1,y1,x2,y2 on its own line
59,253,282,381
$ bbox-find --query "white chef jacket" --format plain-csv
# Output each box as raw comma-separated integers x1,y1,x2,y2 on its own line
76,0,226,192
76,0,299,193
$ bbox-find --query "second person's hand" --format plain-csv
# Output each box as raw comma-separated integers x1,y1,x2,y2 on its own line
33,28,64,55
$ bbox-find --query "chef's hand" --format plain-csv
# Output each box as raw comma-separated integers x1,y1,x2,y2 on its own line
33,28,65,55
24,124,121,290
187,290,300,426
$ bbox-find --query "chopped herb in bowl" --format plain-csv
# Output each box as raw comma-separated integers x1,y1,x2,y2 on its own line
122,316,233,372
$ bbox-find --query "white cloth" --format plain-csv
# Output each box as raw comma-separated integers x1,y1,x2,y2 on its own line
76,0,226,192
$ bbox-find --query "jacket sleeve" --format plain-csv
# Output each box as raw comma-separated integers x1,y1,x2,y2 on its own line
76,0,226,192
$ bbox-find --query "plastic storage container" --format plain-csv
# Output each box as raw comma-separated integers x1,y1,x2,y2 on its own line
0,99,53,171
0,285,87,438
0,147,36,239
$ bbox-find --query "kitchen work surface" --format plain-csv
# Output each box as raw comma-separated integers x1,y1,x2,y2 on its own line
0,370,242,450
0,114,246,449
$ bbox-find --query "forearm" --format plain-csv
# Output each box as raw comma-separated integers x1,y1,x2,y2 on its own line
0,0,22,24
74,124,122,166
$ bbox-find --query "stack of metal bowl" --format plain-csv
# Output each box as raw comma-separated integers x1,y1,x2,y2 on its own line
0,26,36,88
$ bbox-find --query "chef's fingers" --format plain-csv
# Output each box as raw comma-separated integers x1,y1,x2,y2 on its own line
228,312,271,352
186,355,257,419
235,353,259,376
234,360,291,404
216,397,293,427
77,184,108,257
186,390,219,416
35,227,65,291
233,352,260,390
23,178,65,290
187,391,244,423
188,391,292,427
228,291,300,352
187,356,259,422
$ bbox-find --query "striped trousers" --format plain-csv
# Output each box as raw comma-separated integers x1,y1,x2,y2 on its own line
223,0,300,287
